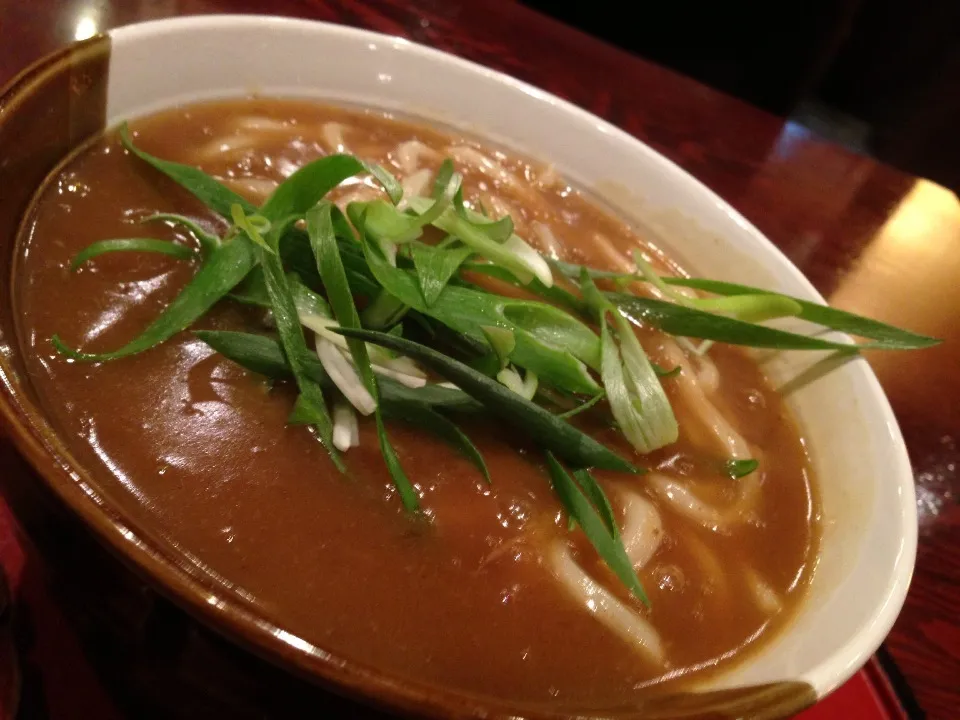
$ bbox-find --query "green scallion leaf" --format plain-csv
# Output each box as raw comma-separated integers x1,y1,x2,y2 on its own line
141,213,220,255
581,271,678,454
261,155,401,222
551,259,633,283
405,196,548,286
481,326,516,368
410,243,475,307
610,293,921,352
724,458,759,479
382,401,490,483
307,203,373,384
546,453,647,605
557,392,605,419
572,468,620,541
364,159,461,244
661,277,940,350
652,363,681,378
452,186,514,242
351,217,601,394
70,238,196,270
230,205,275,254
693,293,803,324
374,412,418,508
53,235,257,361
119,123,255,218
257,219,342,470
460,262,587,315
554,257,939,350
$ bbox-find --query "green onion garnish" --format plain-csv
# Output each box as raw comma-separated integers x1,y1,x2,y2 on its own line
53,126,940,602
724,459,760,479
69,238,197,270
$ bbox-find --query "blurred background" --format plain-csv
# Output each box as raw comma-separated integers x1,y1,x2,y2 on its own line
521,0,960,191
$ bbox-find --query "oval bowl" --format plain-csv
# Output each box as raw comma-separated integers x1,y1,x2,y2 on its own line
0,15,916,719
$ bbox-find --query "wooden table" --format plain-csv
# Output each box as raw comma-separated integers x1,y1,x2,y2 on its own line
1,1,957,717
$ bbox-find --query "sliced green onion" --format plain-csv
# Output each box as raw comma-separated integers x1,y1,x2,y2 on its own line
315,335,376,416
481,326,516,368
231,204,275,254
409,242,474,307
610,293,922,352
497,366,538,400
453,187,514,242
693,294,802,323
334,327,637,473
557,392,605,419
581,270,678,454
350,215,600,394
364,159,461,243
193,330,479,413
332,400,360,451
54,235,257,362
554,257,939,351
119,123,255,218
546,453,648,605
260,154,401,222
406,196,552,287
724,458,759,479
662,277,940,349
141,213,220,255
70,238,196,270
258,234,342,469
572,468,620,541
461,261,587,314
652,363,681,378
308,201,418,511
382,402,490,483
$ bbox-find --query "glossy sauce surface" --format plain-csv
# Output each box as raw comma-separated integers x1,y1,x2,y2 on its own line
14,99,818,707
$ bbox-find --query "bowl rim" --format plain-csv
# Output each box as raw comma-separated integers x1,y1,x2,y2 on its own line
0,13,917,718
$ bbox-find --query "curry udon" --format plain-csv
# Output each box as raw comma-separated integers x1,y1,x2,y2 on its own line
15,99,821,706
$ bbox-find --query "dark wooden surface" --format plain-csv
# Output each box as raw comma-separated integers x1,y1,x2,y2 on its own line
0,0,957,718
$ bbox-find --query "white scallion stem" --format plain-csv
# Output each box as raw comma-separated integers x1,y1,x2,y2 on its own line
372,362,428,388
315,335,377,416
306,318,428,389
332,401,360,451
497,366,537,400
521,369,539,399
373,353,427,380
299,311,338,339
496,367,524,396
503,235,553,287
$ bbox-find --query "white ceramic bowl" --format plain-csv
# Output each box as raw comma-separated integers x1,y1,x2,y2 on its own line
2,14,916,717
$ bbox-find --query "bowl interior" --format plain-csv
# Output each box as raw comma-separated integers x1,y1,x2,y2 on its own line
1,14,915,715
